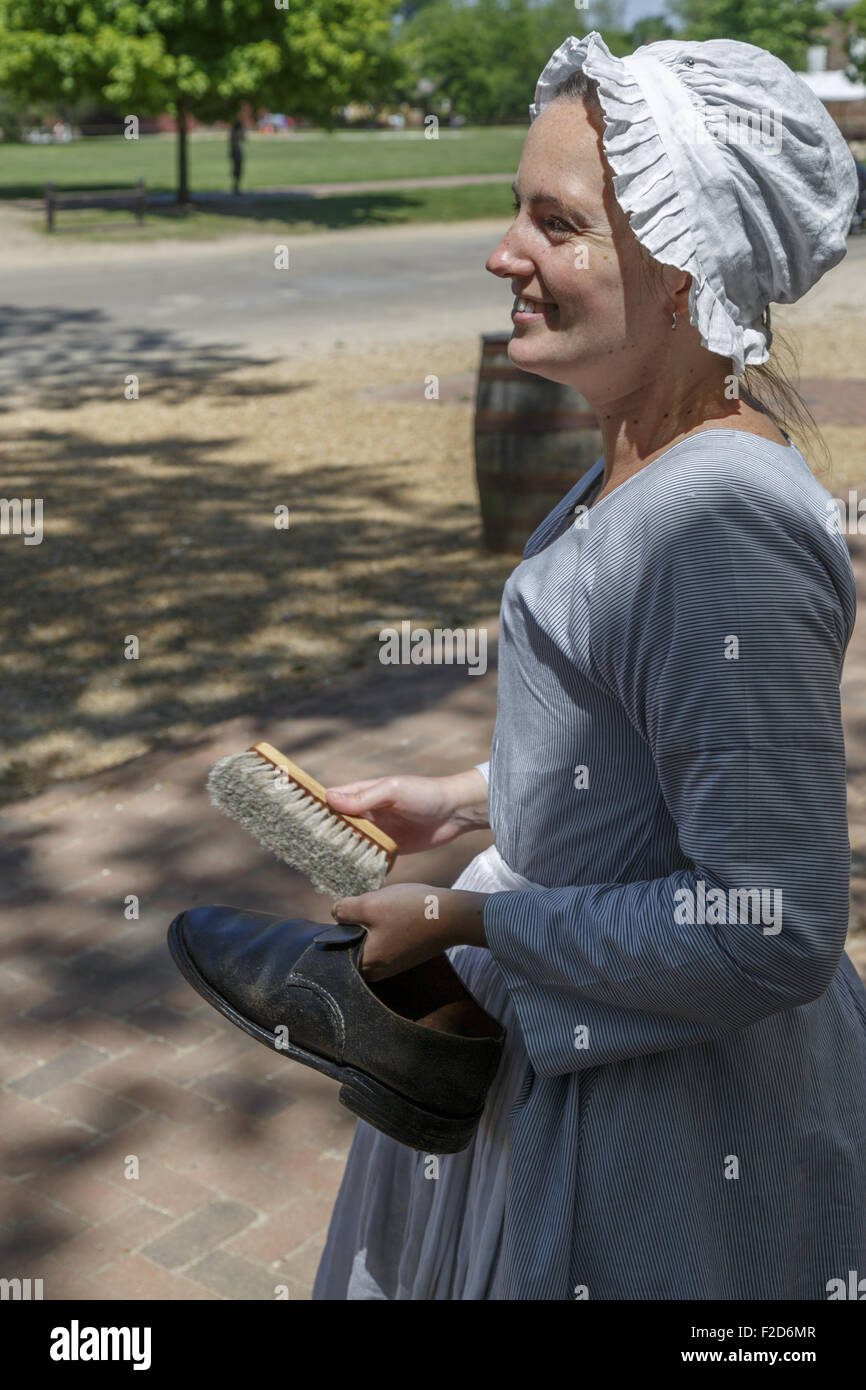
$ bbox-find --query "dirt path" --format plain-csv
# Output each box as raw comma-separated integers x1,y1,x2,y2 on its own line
0,336,510,802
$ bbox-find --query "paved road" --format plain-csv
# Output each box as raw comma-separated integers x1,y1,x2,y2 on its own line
1,218,863,395
0,219,513,393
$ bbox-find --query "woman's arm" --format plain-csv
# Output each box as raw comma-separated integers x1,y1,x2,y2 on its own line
447,763,490,831
479,484,857,1077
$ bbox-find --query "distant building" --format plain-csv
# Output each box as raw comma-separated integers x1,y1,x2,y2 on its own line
805,0,866,139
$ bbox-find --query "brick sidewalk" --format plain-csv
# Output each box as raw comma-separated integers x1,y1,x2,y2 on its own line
2,536,866,1302
0,642,500,1300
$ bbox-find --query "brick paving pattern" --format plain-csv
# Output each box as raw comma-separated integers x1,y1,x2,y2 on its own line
0,649,499,1300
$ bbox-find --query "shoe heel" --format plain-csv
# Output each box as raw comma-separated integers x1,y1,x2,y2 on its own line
338,1071,481,1155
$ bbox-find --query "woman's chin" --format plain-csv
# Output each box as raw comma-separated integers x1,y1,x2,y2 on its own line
508,334,564,375
507,338,589,392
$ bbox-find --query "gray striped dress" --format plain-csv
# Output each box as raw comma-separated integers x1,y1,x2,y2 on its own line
313,430,866,1300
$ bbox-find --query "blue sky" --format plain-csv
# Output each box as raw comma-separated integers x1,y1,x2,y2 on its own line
622,0,677,23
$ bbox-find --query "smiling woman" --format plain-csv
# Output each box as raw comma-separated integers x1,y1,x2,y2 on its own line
228,29,866,1303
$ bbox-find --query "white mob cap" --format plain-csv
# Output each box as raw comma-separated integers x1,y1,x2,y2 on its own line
531,31,860,375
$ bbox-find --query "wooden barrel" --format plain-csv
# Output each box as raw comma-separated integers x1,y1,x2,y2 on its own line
474,331,603,554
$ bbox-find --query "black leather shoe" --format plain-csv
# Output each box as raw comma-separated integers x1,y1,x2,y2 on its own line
167,905,506,1154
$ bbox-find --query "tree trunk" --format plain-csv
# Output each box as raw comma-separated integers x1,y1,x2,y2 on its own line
176,99,189,206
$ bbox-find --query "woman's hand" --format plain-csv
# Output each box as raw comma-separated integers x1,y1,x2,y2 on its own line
331,882,488,982
325,768,489,856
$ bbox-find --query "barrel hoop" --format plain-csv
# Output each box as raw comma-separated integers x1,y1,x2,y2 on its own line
475,411,599,432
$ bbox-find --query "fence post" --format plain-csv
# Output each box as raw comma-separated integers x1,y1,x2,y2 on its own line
45,182,55,233
135,177,145,224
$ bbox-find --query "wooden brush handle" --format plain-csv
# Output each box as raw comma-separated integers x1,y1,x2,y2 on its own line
250,742,398,864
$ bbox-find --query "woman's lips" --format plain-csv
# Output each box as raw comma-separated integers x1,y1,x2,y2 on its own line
512,295,559,322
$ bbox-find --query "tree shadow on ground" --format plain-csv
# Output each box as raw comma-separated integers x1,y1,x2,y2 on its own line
0,304,293,411
0,305,511,805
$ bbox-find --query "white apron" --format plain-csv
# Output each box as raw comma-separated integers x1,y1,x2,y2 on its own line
312,842,547,1301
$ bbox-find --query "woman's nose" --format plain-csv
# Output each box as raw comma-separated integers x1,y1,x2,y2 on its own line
485,234,532,278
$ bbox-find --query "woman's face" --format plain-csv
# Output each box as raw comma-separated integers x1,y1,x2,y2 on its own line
485,97,678,401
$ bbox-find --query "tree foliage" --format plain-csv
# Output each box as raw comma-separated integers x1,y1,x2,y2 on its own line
399,0,634,124
844,0,866,84
0,0,404,194
630,14,677,47
668,0,828,70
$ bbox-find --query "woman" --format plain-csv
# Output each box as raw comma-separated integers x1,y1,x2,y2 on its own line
313,31,866,1300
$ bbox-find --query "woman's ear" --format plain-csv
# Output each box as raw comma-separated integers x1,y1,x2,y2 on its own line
659,263,692,310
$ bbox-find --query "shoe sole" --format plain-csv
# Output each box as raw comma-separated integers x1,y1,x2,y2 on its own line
167,913,482,1154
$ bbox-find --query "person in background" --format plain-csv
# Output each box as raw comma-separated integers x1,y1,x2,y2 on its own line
230,119,245,196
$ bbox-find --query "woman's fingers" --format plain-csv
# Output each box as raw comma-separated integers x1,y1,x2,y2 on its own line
326,778,396,812
331,894,364,921
326,779,381,797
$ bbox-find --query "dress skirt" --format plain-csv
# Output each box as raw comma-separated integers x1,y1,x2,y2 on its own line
311,843,543,1300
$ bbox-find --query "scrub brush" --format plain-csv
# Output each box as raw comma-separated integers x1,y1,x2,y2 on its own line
206,741,398,899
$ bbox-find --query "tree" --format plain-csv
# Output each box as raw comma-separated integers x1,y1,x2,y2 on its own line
668,0,828,70
0,0,403,202
629,15,678,47
401,0,632,125
843,1,866,85
395,0,441,19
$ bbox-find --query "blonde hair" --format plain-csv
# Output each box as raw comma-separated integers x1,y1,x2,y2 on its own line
549,69,831,475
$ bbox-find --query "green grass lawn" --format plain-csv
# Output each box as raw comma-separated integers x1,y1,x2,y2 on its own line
0,127,527,199
40,182,516,240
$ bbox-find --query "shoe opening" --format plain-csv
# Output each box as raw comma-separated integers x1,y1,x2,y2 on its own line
369,953,503,1038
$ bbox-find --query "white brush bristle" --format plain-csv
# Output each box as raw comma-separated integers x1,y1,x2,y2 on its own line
206,750,389,898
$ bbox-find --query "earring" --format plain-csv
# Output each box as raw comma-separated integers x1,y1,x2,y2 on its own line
671,310,677,329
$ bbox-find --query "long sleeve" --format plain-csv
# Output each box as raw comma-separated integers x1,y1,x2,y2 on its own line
483,477,857,1077
474,761,490,786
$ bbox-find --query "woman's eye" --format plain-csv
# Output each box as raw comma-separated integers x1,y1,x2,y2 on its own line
510,200,574,236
